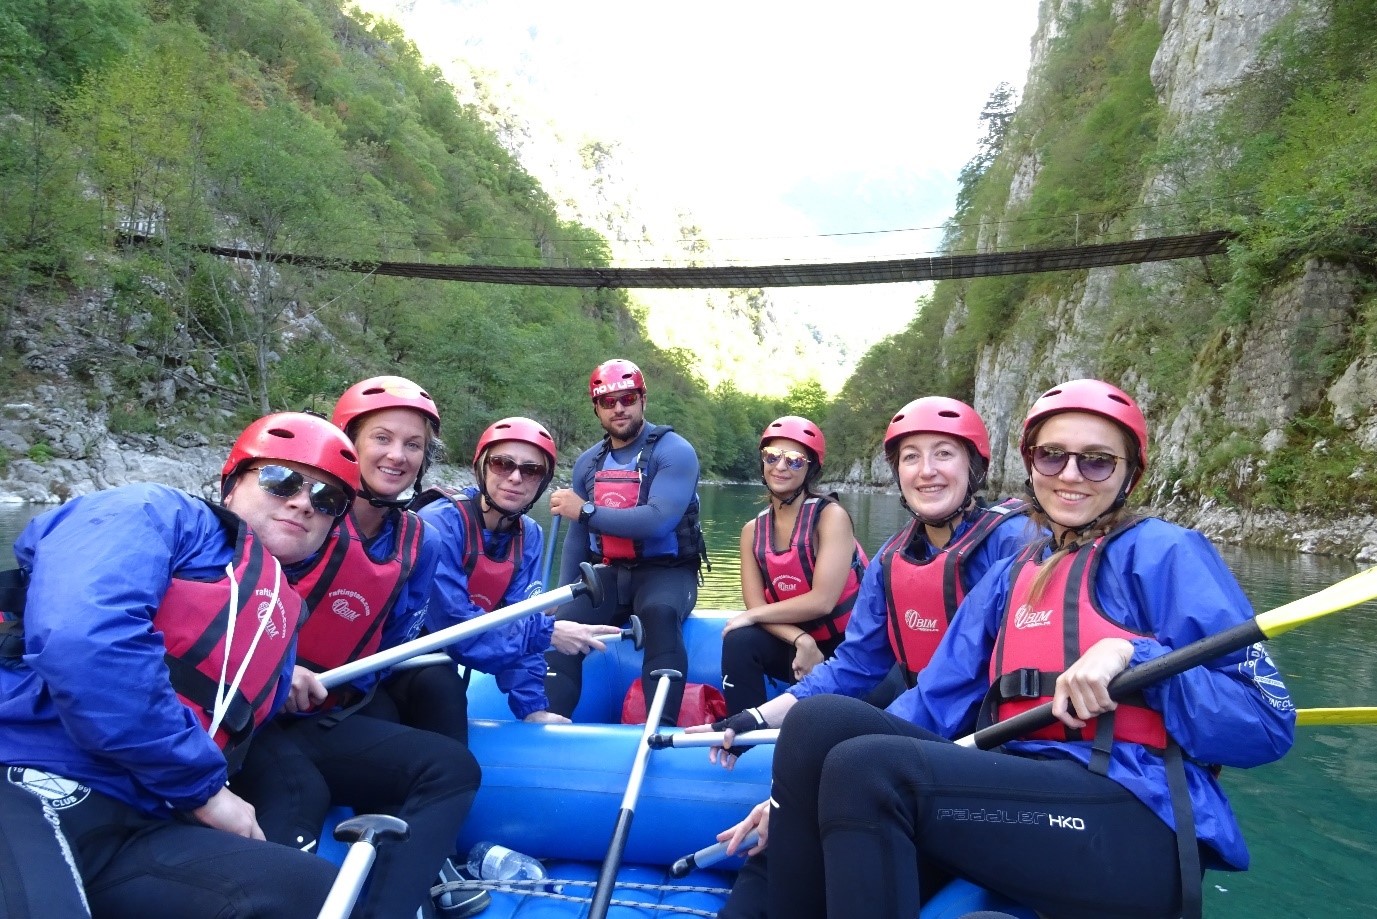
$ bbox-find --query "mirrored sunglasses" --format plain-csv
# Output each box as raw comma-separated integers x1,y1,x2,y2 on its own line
595,392,641,410
487,454,548,481
250,464,351,517
1029,445,1122,483
761,448,810,471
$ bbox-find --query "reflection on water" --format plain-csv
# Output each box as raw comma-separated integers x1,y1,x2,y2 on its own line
2,490,1374,916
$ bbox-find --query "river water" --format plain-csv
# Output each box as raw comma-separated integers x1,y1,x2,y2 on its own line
3,485,1374,916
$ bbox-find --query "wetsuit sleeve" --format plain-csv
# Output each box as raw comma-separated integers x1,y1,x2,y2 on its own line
885,555,1017,737
586,431,699,541
14,487,235,810
1103,524,1295,767
789,547,898,700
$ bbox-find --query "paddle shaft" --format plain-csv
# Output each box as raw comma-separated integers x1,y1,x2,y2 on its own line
318,568,594,689
588,668,682,919
670,830,759,878
650,728,780,749
315,815,409,919
959,616,1265,749
540,514,561,588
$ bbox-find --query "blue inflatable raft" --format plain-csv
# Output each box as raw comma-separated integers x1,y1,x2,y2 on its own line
324,611,1036,918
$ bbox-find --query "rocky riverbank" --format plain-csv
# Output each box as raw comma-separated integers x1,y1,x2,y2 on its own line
4,400,1375,562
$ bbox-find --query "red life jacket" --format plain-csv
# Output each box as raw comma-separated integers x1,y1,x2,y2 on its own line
592,465,641,561
157,504,306,768
412,486,521,612
881,499,1027,686
750,496,867,642
986,518,1167,751
292,509,424,674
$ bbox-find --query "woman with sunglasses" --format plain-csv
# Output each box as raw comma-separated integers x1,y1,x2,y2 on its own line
758,379,1295,919
0,412,357,918
415,416,621,728
232,377,484,919
719,416,868,716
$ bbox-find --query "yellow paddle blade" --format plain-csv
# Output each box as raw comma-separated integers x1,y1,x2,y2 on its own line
1255,566,1377,639
1297,707,1377,726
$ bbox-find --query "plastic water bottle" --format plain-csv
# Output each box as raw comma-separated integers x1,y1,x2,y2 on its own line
466,841,547,882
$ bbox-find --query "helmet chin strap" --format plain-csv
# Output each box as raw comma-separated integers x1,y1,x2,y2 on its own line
901,493,975,531
360,463,429,510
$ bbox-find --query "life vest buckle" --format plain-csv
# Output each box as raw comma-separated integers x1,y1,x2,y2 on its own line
1011,667,1044,700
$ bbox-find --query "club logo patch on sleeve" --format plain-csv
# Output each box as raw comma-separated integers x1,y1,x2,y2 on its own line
7,767,92,809
1239,643,1293,711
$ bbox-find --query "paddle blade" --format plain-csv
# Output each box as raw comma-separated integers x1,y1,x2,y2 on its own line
1255,566,1377,639
1297,707,1377,726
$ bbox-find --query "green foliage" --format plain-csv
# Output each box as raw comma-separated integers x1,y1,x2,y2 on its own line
1257,419,1377,513
27,442,54,463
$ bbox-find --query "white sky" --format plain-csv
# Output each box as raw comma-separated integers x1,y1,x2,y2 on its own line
359,0,1042,367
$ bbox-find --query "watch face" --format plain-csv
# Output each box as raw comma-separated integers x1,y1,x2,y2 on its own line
582,502,596,516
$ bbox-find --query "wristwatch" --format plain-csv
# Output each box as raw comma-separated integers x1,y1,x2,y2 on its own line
579,501,596,524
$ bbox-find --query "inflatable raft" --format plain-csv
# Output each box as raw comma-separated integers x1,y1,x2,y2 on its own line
322,610,1036,918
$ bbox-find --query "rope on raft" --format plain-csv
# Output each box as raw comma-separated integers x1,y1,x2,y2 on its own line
429,877,732,918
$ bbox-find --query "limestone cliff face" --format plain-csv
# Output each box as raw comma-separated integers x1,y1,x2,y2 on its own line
969,0,1377,558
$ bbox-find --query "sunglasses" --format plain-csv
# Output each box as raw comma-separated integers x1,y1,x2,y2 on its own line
249,465,351,517
761,448,810,471
1028,445,1123,483
487,454,548,481
595,392,641,410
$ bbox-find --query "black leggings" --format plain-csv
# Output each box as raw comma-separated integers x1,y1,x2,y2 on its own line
0,767,334,919
232,713,480,919
545,562,697,724
720,624,842,714
768,695,1183,919
364,662,472,744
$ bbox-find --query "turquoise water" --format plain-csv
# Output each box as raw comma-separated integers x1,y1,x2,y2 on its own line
4,488,1375,915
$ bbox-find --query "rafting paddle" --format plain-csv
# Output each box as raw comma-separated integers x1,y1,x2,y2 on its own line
1295,706,1377,726
315,814,409,919
318,561,603,689
588,667,684,919
960,564,1377,749
540,514,561,588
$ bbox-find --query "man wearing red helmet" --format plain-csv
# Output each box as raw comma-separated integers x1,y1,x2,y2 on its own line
0,412,357,918
547,358,706,725
762,380,1294,919
415,416,619,728
231,377,484,919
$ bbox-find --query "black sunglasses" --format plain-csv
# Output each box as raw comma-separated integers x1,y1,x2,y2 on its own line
249,465,352,517
487,454,548,481
1028,445,1123,483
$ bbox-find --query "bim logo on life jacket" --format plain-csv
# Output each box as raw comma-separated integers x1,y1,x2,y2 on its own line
904,609,939,632
1013,604,1053,629
326,589,373,623
253,588,290,639
772,575,803,594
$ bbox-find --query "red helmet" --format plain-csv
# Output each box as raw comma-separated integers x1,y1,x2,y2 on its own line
222,412,361,499
1019,379,1148,484
589,359,646,400
332,375,440,435
760,415,826,467
473,416,557,468
884,397,991,461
